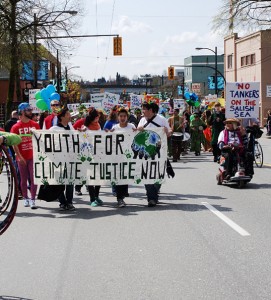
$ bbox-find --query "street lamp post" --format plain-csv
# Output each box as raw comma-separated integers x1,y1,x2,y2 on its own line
195,46,218,96
33,10,78,88
65,66,80,82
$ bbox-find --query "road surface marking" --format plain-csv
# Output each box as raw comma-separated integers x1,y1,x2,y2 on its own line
201,202,250,237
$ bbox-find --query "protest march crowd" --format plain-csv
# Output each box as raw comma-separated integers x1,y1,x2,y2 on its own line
0,93,267,212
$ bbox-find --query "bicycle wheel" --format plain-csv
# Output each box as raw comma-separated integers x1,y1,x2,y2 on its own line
0,145,19,235
254,142,263,168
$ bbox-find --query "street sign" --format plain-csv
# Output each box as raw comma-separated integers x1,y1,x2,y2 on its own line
192,83,201,95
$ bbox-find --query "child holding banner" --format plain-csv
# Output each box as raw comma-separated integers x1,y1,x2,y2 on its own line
111,108,136,208
82,108,103,207
103,106,118,131
50,108,76,211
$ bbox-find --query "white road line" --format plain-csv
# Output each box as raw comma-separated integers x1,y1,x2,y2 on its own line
201,202,250,237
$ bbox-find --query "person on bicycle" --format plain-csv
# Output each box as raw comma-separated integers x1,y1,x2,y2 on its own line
217,118,247,179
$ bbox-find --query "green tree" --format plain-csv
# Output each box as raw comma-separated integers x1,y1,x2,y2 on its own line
0,0,81,119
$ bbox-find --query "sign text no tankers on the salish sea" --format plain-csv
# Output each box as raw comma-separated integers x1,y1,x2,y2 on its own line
226,82,260,119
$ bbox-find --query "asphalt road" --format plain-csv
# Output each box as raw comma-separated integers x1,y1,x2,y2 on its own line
0,136,271,300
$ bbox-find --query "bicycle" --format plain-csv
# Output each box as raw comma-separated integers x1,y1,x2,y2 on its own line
246,126,264,168
0,144,19,235
254,139,263,168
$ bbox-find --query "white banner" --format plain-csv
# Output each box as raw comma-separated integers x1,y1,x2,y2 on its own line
29,89,41,113
130,94,142,108
226,82,260,118
32,128,167,185
102,92,120,114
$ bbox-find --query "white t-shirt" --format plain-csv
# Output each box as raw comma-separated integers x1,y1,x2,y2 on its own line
49,124,74,131
138,114,170,129
112,123,136,132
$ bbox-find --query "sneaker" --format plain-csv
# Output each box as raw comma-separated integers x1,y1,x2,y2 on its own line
124,192,129,197
59,204,67,211
30,200,37,209
24,199,30,207
66,204,76,211
95,197,103,205
117,199,126,208
90,201,99,207
75,191,82,196
148,200,157,207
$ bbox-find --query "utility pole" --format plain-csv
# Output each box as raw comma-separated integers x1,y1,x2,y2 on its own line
33,13,38,88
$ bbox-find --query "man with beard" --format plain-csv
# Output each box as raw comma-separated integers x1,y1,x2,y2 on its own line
11,103,40,209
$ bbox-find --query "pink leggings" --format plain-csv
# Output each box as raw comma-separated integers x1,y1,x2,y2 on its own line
17,159,37,200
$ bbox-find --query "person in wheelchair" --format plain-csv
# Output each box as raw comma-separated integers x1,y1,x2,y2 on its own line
217,118,249,179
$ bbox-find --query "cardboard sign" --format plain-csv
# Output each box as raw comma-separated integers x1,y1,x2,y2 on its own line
226,82,260,118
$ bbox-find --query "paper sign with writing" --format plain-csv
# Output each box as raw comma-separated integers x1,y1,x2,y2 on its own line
173,99,185,110
130,94,142,108
102,92,120,114
32,128,167,185
226,82,260,118
67,102,102,113
90,93,105,102
29,89,42,113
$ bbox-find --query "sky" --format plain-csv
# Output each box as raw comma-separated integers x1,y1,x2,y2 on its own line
65,0,225,82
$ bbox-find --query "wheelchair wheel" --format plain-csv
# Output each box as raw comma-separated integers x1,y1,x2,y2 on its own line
0,145,19,235
254,142,263,168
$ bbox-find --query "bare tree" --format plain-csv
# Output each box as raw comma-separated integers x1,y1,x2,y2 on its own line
213,0,271,33
0,0,82,118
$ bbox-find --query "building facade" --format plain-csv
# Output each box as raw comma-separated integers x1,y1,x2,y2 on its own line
224,30,271,125
184,55,224,97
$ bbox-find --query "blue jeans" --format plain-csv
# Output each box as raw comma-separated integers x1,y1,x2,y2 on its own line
59,185,74,205
145,184,161,202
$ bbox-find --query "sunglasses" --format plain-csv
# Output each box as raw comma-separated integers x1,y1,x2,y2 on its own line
25,108,33,111
51,104,60,107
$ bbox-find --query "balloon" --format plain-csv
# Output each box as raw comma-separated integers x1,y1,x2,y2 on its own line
35,91,42,100
50,92,60,101
195,101,201,108
46,84,56,95
190,114,195,121
36,99,49,110
190,93,197,101
40,88,50,102
184,92,190,100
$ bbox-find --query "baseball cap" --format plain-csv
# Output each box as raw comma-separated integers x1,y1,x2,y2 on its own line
18,102,31,112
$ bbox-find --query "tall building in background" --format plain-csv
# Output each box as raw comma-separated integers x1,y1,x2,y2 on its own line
184,55,224,97
224,30,271,125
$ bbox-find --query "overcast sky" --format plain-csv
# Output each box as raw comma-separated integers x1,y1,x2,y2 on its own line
66,0,224,82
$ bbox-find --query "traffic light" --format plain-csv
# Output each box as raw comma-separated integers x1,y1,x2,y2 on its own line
221,90,225,98
168,67,174,80
113,37,122,56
